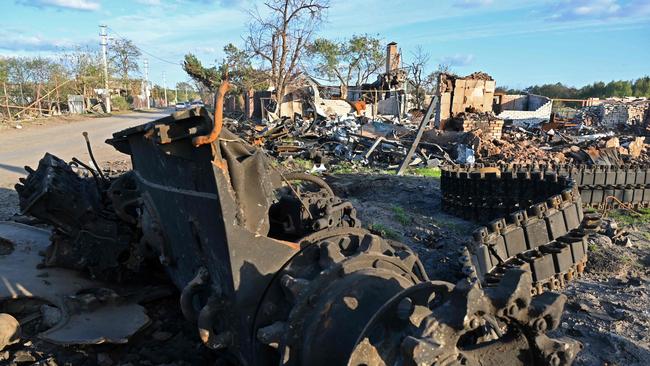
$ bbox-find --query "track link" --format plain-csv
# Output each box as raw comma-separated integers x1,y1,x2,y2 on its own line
439,164,648,294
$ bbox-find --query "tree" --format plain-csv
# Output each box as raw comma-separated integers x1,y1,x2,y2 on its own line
406,46,430,109
422,63,453,96
307,34,384,97
245,0,330,107
183,53,221,91
60,47,103,96
604,80,633,97
0,58,9,83
578,81,606,99
222,43,268,92
109,38,141,96
495,86,524,94
525,83,578,99
220,43,268,109
175,81,195,101
633,77,650,97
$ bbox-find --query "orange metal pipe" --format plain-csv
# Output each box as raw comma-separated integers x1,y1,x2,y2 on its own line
193,79,230,147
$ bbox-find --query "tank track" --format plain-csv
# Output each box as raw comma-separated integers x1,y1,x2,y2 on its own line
441,163,650,295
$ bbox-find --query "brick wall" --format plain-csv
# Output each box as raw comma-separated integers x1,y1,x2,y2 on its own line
456,118,504,140
580,100,650,127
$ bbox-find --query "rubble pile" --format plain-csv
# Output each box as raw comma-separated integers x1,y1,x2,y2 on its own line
2,106,583,366
474,126,650,166
477,131,568,165
438,72,496,122
222,97,650,173
224,71,650,171
445,110,504,140
578,98,650,128
462,71,494,81
224,112,450,170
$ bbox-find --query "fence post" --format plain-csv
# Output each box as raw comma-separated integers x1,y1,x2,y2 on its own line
55,76,61,114
36,84,42,117
3,82,11,122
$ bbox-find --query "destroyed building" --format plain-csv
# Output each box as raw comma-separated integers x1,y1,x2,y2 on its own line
578,97,650,127
435,71,554,138
495,93,553,127
435,72,504,140
227,42,408,122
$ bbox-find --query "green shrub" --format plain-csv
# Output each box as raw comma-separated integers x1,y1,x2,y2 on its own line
111,95,130,111
392,206,411,226
368,223,400,240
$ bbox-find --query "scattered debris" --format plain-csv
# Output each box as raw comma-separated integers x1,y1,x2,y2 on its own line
0,221,152,346
0,313,20,351
2,57,650,365
5,106,579,365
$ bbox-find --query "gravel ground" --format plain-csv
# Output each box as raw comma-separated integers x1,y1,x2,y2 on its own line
0,188,18,221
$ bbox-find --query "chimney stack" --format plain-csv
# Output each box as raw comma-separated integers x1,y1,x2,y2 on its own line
386,42,400,74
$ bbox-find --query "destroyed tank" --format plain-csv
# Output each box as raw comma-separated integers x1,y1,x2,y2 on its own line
10,83,581,365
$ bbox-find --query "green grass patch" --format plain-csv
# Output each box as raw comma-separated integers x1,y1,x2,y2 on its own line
283,158,314,171
330,162,359,174
608,208,650,226
620,254,633,264
330,162,396,175
368,223,400,240
407,167,441,178
392,206,411,226
433,216,468,234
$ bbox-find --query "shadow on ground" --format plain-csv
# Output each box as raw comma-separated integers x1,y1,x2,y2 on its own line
0,187,19,221
0,163,26,175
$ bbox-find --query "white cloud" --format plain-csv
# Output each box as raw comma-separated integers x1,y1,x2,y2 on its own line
102,6,249,67
439,54,475,67
136,0,161,5
0,29,84,52
453,0,494,7
17,0,100,11
549,0,650,21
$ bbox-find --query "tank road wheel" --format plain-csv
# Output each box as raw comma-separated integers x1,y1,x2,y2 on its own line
348,269,582,366
253,229,428,366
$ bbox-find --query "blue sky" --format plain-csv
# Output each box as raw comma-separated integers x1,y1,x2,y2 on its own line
1,0,649,90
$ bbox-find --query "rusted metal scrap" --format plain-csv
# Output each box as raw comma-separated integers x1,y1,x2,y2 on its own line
9,106,581,365
0,222,151,346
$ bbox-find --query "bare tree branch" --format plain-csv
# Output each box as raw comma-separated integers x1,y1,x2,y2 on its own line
245,0,330,105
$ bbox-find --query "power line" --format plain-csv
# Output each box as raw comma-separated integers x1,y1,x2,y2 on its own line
106,26,182,66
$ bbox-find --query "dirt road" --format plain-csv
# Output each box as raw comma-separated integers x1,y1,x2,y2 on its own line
0,110,169,189
0,110,169,220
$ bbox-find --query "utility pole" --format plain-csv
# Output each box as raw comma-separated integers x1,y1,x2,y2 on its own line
144,59,150,109
99,25,111,113
162,71,168,107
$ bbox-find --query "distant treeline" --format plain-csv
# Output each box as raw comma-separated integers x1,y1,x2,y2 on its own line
497,76,650,99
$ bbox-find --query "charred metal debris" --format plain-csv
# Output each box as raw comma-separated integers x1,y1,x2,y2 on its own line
4,68,650,365
2,104,584,365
